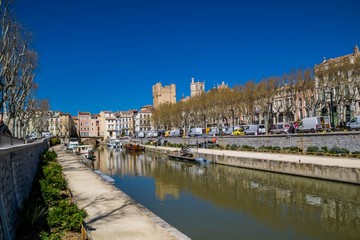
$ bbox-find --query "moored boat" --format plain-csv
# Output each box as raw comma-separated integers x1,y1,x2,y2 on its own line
168,154,211,165
75,145,95,159
124,143,145,152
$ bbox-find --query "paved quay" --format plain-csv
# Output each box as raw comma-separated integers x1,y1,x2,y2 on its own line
147,145,360,168
145,145,360,184
52,145,190,240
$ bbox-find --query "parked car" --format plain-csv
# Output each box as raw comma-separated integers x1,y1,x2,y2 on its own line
231,128,245,136
297,116,327,133
164,131,170,137
347,116,360,130
269,122,290,134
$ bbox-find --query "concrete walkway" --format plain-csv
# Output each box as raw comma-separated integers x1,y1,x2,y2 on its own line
53,145,190,240
147,145,360,169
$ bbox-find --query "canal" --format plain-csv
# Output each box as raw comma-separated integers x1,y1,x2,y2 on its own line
90,146,360,240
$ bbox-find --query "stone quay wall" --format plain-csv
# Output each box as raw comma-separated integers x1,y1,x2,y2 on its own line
146,146,360,185
0,140,48,240
156,131,360,153
199,153,360,185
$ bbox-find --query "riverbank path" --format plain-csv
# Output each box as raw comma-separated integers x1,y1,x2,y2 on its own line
52,145,190,240
146,145,360,169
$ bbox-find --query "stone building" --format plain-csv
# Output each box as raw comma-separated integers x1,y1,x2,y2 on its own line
152,82,176,109
99,111,116,140
134,105,153,134
116,110,136,137
315,44,360,124
190,77,205,97
78,112,91,137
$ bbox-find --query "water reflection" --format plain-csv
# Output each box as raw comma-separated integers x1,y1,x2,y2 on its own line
91,146,360,240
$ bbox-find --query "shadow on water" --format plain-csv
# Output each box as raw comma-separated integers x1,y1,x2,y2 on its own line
89,146,360,240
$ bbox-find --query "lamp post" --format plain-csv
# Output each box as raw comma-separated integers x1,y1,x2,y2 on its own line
326,91,335,131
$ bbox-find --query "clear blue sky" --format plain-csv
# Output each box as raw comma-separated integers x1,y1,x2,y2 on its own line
13,0,359,116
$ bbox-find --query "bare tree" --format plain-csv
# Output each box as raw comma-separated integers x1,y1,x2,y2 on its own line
32,99,50,137
0,0,39,137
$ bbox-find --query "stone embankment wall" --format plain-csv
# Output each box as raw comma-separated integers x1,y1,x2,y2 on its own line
146,146,360,185
158,132,360,152
0,140,48,240
198,152,360,184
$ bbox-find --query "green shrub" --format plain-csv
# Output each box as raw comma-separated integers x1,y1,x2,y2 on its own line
321,146,329,152
40,178,62,205
352,151,360,154
307,146,319,153
50,137,61,146
39,231,63,240
230,144,238,150
41,151,57,163
241,145,255,151
330,146,349,154
283,146,300,152
272,146,281,151
261,146,273,151
47,200,87,232
17,150,87,239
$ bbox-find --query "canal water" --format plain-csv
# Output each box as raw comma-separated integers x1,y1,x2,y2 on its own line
90,146,360,240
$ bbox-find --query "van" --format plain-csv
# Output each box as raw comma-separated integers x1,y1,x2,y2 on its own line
138,131,145,138
297,116,326,133
223,127,233,135
258,124,266,134
347,116,360,130
244,124,259,135
188,128,203,137
207,127,219,136
170,129,184,137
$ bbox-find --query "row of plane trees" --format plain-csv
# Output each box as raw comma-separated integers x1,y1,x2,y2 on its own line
152,52,360,131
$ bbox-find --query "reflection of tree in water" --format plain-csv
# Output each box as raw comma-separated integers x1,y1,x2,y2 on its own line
147,153,360,240
92,149,360,240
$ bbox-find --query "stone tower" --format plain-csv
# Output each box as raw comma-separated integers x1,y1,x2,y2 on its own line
152,82,176,109
190,77,205,97
354,44,359,55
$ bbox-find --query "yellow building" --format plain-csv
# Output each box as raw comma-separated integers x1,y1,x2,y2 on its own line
152,82,176,109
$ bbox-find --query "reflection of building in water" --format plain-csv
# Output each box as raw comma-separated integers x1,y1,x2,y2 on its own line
155,182,180,200
306,194,322,206
92,149,360,239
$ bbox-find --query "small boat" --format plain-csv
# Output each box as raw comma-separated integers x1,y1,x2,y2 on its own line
168,154,211,165
75,145,95,159
194,157,211,165
107,139,122,149
124,143,145,152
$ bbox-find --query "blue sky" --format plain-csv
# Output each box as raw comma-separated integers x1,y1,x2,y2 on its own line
13,0,359,116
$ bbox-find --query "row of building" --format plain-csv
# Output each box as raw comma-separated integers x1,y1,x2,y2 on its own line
33,45,360,140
